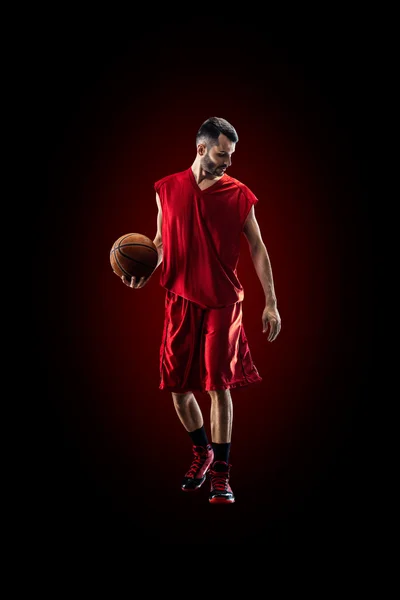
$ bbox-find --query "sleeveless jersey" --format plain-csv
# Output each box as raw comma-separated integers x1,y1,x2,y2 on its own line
154,167,259,309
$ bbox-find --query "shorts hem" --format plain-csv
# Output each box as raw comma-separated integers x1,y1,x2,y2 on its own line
159,376,262,393
205,376,263,391
158,385,195,393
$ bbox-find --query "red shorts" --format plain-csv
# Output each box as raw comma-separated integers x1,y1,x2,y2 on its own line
159,290,263,393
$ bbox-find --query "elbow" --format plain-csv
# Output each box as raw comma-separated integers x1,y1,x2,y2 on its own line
156,243,163,266
250,240,266,257
153,235,162,250
152,237,163,266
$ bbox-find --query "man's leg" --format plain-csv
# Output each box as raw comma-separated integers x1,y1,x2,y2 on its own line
208,389,233,443
172,392,214,492
172,391,203,432
207,389,235,504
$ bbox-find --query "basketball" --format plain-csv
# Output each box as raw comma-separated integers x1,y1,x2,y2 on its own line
110,233,158,281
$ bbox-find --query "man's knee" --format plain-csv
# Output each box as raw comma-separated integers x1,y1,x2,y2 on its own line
206,388,231,401
172,391,193,405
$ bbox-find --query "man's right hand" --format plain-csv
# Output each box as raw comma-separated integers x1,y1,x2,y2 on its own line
121,274,152,289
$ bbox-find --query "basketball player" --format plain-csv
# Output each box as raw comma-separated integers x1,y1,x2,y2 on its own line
121,117,281,504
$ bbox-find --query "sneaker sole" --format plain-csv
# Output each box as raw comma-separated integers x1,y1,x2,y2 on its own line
209,496,235,504
181,474,208,492
182,484,204,492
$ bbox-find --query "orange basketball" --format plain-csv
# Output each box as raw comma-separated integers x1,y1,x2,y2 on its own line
110,233,158,281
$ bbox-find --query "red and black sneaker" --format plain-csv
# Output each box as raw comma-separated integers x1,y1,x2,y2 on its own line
209,461,235,504
181,444,214,492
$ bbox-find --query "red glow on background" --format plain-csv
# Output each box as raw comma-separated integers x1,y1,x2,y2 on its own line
40,28,370,545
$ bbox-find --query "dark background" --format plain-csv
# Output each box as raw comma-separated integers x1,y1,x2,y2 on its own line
38,23,371,546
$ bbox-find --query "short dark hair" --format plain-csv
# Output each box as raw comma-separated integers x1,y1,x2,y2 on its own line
196,117,239,148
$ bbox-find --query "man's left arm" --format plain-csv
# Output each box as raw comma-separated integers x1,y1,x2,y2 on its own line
243,206,281,342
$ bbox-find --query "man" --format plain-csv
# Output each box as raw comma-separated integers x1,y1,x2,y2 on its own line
121,117,281,504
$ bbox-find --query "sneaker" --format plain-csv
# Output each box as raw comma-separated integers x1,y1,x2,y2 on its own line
209,461,235,504
181,444,214,492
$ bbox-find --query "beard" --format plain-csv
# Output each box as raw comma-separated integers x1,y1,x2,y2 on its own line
200,153,226,177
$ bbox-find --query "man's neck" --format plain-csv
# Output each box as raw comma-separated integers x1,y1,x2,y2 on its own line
191,162,222,185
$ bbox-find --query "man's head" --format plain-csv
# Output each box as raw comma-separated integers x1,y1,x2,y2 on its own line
196,117,238,177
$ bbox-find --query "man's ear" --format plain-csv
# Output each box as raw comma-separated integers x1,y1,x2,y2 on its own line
197,143,206,156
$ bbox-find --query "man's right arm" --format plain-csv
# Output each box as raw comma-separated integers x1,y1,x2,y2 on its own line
153,192,163,269
121,192,163,289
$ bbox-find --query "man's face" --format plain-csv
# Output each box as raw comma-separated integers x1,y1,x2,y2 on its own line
199,133,236,177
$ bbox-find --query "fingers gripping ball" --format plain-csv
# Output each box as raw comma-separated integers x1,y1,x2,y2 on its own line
110,233,158,282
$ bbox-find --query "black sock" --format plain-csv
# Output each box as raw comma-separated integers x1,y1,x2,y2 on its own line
212,442,231,464
188,426,209,447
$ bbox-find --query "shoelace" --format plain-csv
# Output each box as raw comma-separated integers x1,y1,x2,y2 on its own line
185,450,207,478
210,470,230,491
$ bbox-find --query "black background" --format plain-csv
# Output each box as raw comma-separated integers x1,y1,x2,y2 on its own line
38,23,372,547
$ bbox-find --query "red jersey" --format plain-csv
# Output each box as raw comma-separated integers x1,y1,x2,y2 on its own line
154,167,259,309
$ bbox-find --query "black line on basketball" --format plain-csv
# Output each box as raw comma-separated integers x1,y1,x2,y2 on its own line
114,254,133,279
117,242,158,255
117,251,155,268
